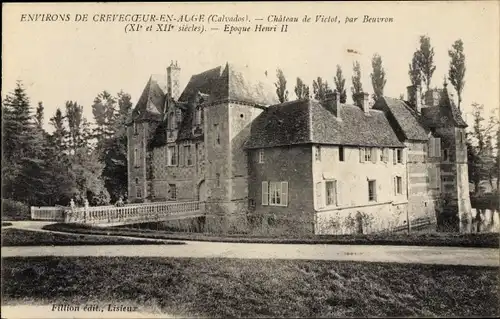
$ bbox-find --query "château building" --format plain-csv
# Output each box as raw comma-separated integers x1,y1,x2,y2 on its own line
127,61,471,234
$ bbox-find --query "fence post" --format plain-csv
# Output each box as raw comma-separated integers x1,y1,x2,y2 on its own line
406,209,411,234
30,206,34,220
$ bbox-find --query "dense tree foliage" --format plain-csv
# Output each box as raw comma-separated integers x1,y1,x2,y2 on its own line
1,81,132,208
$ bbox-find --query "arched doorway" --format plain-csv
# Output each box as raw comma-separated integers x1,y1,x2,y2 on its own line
197,180,208,202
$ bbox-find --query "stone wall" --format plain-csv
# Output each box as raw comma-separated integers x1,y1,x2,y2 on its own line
406,141,440,223
248,145,315,235
315,202,408,235
312,145,409,234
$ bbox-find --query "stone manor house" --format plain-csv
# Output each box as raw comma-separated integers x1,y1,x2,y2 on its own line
127,61,471,234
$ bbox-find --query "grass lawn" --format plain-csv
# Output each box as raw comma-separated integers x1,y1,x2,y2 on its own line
43,223,500,248
2,257,498,317
1,229,185,246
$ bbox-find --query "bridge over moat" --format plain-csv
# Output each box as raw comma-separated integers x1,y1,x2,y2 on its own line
30,201,205,227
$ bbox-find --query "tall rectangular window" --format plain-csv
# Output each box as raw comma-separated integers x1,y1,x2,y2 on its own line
339,146,345,162
368,180,377,201
133,122,138,135
216,173,220,187
167,146,177,166
134,148,139,167
184,145,192,166
443,149,449,162
214,124,220,145
267,181,288,207
394,176,403,195
397,149,403,164
258,149,265,163
136,187,142,199
168,184,177,200
364,147,372,162
325,180,338,206
315,146,321,161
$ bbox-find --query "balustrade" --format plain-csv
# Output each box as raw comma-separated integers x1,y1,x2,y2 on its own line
32,200,204,226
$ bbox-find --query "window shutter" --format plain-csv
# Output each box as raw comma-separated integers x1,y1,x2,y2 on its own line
435,138,441,157
262,182,269,206
336,181,341,206
402,149,406,164
316,182,323,209
371,148,377,163
359,148,365,163
392,149,397,165
281,182,288,207
393,177,397,196
428,139,434,157
403,176,407,196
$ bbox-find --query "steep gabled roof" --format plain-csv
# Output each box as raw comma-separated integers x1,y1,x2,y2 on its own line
373,97,429,141
421,86,467,128
131,74,167,122
311,102,404,147
178,63,278,106
246,99,404,149
245,99,311,148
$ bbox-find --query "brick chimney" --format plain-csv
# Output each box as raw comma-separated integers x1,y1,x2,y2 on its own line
167,60,181,100
323,90,341,118
407,85,422,113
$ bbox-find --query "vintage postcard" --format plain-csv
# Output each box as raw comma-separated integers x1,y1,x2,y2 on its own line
2,1,499,318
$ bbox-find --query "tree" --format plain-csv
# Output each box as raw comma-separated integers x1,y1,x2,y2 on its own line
294,77,310,99
334,65,347,103
370,54,387,101
49,108,68,153
408,51,422,87
2,81,50,204
35,102,44,131
313,77,331,101
351,61,363,105
416,35,437,91
448,39,466,110
469,103,497,193
91,91,117,142
66,101,92,153
100,91,134,202
274,68,289,103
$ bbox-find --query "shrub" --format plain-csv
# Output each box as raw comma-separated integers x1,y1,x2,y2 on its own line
2,198,30,221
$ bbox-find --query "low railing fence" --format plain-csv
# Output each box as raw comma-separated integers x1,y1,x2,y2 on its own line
31,201,205,225
30,206,66,221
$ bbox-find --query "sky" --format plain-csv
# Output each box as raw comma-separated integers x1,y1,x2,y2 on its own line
2,2,499,132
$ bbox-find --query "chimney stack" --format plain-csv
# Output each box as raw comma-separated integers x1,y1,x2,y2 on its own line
167,61,181,101
323,90,341,118
360,92,370,114
424,89,441,107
